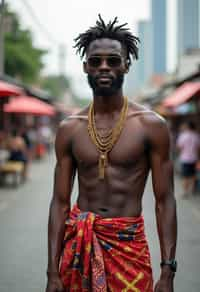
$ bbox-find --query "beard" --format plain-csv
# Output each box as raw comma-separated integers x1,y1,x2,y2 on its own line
87,73,124,96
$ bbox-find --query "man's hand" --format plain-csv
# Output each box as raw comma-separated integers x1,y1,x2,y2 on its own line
154,271,175,292
46,275,65,292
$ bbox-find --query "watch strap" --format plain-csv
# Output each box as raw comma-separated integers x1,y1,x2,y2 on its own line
160,259,177,272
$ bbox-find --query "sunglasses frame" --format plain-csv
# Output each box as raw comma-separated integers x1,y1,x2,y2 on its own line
86,55,124,68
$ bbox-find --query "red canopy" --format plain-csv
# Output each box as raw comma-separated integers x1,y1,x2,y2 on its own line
0,81,24,97
162,82,200,107
4,96,56,116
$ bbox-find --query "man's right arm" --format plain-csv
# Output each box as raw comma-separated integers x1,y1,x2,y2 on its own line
46,121,76,291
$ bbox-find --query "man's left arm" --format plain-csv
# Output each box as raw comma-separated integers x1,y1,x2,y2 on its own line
149,116,177,291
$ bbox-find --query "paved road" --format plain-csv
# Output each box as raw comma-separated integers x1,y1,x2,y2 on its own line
0,153,200,292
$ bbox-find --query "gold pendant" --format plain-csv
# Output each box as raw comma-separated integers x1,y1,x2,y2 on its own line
99,153,107,179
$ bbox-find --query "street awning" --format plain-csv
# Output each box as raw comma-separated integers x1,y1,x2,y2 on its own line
162,82,200,107
4,96,56,116
154,105,176,117
0,81,24,97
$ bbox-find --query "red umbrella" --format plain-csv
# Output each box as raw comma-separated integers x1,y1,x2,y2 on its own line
0,81,24,97
4,95,56,116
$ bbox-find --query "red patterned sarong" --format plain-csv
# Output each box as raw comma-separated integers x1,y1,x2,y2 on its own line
60,205,153,291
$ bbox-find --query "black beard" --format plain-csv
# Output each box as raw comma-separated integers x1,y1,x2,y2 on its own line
87,74,124,97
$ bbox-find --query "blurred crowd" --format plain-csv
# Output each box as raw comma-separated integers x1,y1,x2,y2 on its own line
0,122,54,185
1,116,200,197
172,121,200,198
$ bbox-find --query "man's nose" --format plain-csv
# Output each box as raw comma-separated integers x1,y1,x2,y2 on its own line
99,59,110,70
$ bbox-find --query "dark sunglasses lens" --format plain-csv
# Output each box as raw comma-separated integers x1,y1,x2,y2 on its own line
88,57,101,67
87,56,122,67
107,57,122,67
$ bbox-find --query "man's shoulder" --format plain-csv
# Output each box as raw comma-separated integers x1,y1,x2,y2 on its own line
58,107,89,132
55,107,88,152
128,102,170,146
67,107,89,121
128,102,166,126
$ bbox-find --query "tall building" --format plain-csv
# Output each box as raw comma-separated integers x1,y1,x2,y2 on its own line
177,0,200,55
124,60,140,99
138,21,153,86
151,0,167,74
124,21,153,99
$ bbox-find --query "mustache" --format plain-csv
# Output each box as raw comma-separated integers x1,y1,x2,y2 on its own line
95,74,114,80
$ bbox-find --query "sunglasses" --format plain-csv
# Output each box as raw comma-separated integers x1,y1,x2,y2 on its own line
87,55,123,68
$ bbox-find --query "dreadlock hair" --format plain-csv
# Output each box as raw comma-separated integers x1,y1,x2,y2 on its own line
74,14,140,66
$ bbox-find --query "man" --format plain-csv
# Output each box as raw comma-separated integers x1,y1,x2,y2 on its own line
176,121,200,198
46,15,177,292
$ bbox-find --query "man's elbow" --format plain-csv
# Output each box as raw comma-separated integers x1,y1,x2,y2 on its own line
155,193,176,214
50,195,70,216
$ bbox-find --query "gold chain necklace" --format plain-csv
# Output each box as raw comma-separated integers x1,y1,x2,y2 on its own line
88,96,128,179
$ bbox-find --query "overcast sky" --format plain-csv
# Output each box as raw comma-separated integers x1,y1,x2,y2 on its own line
6,0,176,97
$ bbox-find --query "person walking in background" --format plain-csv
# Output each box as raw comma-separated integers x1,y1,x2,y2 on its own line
176,121,200,198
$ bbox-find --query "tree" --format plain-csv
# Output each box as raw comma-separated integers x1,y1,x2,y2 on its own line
73,95,91,107
41,74,71,99
4,5,46,83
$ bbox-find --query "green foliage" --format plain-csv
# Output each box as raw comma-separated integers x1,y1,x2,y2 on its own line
73,95,91,108
4,5,46,83
41,74,71,100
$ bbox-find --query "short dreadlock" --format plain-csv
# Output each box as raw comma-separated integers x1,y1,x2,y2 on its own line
74,14,140,65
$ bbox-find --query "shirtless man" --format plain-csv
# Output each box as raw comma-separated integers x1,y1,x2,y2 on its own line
46,15,177,292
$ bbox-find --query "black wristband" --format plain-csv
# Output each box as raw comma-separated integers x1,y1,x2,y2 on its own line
160,259,177,272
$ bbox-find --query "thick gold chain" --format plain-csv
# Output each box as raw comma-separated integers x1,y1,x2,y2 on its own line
88,96,128,179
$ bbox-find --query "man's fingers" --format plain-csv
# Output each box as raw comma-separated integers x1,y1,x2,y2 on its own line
46,282,64,292
57,284,65,292
57,281,65,292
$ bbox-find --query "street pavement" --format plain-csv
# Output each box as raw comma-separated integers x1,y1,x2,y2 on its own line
0,152,200,292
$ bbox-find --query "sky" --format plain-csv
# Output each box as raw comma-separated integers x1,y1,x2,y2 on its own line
6,0,177,97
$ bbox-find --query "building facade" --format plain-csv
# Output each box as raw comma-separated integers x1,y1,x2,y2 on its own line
138,20,153,86
177,0,200,55
151,0,167,74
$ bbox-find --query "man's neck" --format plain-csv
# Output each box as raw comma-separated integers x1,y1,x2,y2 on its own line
92,91,125,114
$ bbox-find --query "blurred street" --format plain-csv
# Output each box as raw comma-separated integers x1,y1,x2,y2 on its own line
1,1,200,291
0,153,200,292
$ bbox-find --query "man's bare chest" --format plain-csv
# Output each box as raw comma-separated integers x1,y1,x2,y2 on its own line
71,124,149,168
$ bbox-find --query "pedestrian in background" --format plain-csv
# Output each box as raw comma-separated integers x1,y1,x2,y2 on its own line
176,121,200,198
8,130,29,181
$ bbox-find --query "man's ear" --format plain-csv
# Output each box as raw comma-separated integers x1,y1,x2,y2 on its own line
125,61,130,73
83,61,87,73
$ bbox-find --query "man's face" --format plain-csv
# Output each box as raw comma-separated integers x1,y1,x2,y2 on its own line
84,38,129,96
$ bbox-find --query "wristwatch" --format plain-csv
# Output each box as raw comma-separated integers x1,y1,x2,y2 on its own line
160,259,177,272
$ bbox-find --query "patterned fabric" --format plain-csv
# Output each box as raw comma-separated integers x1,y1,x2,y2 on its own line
59,205,153,291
